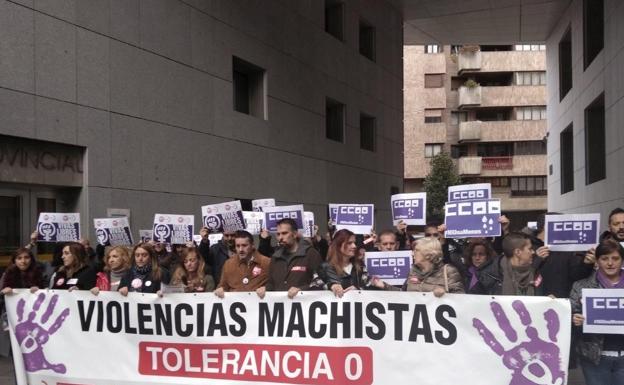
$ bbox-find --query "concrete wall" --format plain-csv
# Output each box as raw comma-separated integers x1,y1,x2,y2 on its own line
0,0,404,238
546,0,624,219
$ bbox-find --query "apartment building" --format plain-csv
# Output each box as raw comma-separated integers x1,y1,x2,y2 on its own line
404,44,548,226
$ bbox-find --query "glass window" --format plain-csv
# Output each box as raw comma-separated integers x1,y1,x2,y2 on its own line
531,72,540,85
540,107,547,120
540,72,546,85
425,144,442,158
524,107,532,120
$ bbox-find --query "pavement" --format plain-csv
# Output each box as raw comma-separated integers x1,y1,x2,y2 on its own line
0,353,587,384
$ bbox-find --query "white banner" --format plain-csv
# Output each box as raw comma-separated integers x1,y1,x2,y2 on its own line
139,229,153,243
201,201,246,233
252,198,276,212
208,233,223,245
303,211,315,238
94,217,133,246
243,211,264,235
390,193,426,226
5,290,571,385
36,212,81,242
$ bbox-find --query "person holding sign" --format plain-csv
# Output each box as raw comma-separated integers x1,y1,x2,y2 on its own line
170,247,215,293
91,246,131,294
316,229,377,297
256,218,322,299
214,230,270,297
374,238,464,296
50,243,97,290
118,244,170,296
570,239,624,385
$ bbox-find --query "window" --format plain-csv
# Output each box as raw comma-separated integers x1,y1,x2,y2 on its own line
450,45,462,55
511,177,547,196
560,124,574,193
424,74,444,88
451,145,468,159
450,111,468,125
425,144,443,158
359,19,375,61
233,56,267,119
424,109,443,123
515,72,546,86
585,93,606,184
516,106,547,120
450,77,463,90
559,27,573,101
236,198,253,212
514,44,546,51
324,0,344,40
584,0,604,69
425,45,441,54
360,114,376,152
326,98,345,142
514,141,547,155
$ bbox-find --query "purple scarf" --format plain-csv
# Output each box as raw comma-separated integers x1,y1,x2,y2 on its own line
596,269,624,289
468,266,479,290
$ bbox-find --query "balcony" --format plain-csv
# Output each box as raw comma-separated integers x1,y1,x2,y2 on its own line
459,120,547,142
482,156,513,170
458,157,482,175
459,50,545,74
458,86,482,107
459,85,545,108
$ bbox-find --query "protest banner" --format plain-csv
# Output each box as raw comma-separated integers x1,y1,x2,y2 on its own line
447,183,491,203
193,234,203,246
243,211,264,235
365,250,411,286
335,204,375,234
94,217,133,246
6,290,571,385
582,288,624,334
36,213,80,242
444,199,501,238
252,198,276,212
263,205,304,232
545,213,600,252
390,193,426,226
303,211,315,238
328,203,357,224
202,201,246,233
208,233,223,245
139,230,153,243
152,214,194,244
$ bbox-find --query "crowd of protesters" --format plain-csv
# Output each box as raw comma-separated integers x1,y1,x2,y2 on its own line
1,207,624,385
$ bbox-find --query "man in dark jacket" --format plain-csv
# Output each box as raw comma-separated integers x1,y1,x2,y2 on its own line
256,218,322,299
198,228,235,285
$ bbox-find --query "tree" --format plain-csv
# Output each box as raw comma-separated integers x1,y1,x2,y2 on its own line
423,152,461,222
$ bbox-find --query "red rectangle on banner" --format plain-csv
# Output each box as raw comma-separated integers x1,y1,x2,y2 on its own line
138,342,373,385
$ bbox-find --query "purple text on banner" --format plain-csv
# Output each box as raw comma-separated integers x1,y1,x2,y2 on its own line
335,204,375,234
447,183,491,203
444,199,501,238
391,193,426,226
263,205,304,232
583,289,624,334
545,214,600,252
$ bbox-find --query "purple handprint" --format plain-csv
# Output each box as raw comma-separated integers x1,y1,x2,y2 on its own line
473,300,565,385
14,292,69,374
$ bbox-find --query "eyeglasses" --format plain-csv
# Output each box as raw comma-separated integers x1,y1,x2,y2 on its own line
424,233,439,238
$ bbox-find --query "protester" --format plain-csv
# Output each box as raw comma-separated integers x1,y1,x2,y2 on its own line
529,213,595,298
478,232,541,296
311,225,329,260
50,242,97,290
375,237,464,296
600,207,624,242
570,239,624,385
214,230,270,297
376,229,400,252
256,218,322,299
0,248,44,294
170,247,215,293
118,244,169,296
316,229,378,297
90,246,131,294
205,230,235,286
458,238,497,294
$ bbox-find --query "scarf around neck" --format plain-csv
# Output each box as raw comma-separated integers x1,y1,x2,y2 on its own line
596,269,624,289
501,256,535,296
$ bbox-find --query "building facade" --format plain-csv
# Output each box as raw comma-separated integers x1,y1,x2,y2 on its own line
0,0,404,261
404,44,549,226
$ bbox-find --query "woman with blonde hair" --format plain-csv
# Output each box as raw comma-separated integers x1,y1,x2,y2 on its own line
170,247,215,292
375,237,464,296
91,246,131,294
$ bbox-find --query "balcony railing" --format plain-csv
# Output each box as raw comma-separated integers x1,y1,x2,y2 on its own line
458,86,482,107
458,121,481,141
458,51,482,73
458,157,482,175
482,156,513,170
